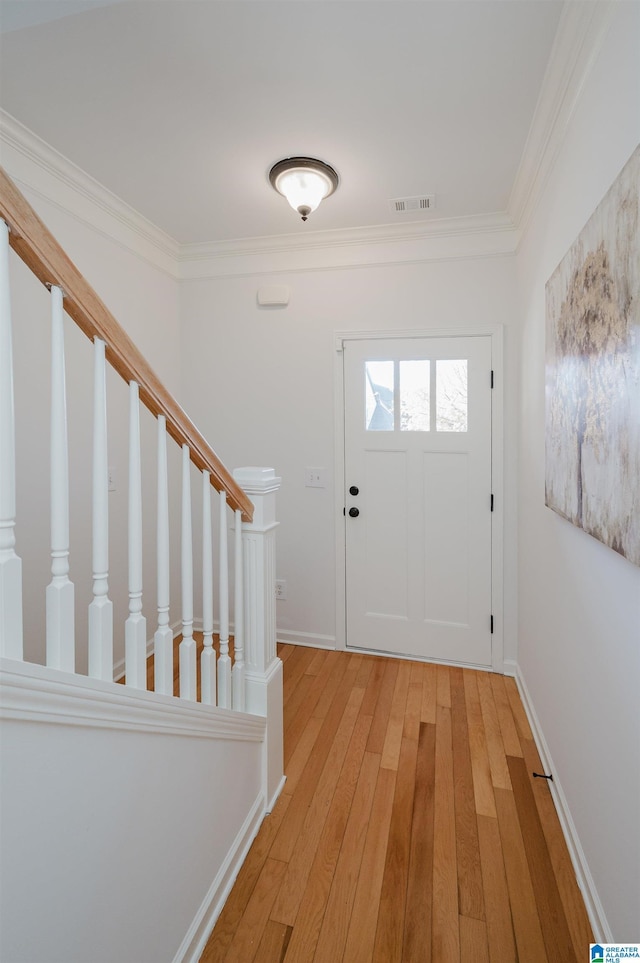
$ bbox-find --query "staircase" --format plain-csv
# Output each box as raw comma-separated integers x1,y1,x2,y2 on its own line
0,168,284,963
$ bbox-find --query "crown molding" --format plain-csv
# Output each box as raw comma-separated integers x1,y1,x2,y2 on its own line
178,211,519,280
180,210,516,261
1,3,618,279
0,109,180,277
508,0,617,235
0,108,519,281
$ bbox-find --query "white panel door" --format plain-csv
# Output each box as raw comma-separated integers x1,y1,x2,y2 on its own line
344,336,493,666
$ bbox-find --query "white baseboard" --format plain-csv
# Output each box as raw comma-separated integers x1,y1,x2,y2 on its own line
503,658,517,677
267,774,287,814
175,791,266,963
514,665,612,942
276,629,336,650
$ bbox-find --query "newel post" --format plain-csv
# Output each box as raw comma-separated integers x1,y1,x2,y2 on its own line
233,467,284,811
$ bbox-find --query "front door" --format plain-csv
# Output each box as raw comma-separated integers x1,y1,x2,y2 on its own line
343,335,493,666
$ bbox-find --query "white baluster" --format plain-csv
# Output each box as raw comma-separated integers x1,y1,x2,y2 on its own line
201,471,216,705
88,337,113,680
46,285,75,671
179,444,196,701
0,219,23,660
232,508,245,711
217,489,231,708
154,415,173,695
125,381,147,689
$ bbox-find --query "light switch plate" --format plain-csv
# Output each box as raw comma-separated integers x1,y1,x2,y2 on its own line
305,468,327,488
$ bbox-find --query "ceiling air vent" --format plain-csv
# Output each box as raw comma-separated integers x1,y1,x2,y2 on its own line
389,194,436,215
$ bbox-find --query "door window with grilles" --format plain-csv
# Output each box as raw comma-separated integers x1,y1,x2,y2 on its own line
365,358,467,432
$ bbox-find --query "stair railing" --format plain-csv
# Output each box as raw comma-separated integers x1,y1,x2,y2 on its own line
0,167,277,718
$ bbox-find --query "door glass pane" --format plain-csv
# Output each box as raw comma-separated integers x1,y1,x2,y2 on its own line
400,360,430,431
436,359,468,431
365,361,394,430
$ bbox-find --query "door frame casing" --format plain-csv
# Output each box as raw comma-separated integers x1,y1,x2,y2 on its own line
334,325,504,672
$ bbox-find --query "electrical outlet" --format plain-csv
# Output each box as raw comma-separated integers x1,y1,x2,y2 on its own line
275,579,287,600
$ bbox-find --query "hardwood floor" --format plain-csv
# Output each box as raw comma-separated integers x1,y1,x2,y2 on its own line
199,645,592,962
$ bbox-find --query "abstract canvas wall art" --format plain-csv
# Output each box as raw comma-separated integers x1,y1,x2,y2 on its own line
545,145,640,566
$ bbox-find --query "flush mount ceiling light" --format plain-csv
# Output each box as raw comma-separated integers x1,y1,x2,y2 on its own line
269,156,339,222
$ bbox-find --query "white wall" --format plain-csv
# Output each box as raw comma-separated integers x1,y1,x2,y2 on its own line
0,668,263,963
179,253,519,663
516,2,640,939
3,148,183,673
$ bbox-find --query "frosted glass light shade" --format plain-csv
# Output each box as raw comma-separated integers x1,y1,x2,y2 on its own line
276,168,329,215
269,157,339,221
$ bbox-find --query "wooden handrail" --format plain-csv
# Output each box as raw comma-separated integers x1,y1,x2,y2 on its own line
0,167,253,522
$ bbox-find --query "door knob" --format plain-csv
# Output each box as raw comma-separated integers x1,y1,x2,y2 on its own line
349,485,359,496
349,507,360,518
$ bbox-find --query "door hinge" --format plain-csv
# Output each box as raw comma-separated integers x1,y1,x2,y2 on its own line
490,369,494,389
490,615,494,634
491,493,494,512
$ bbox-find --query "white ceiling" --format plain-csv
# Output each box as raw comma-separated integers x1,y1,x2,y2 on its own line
0,0,564,245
